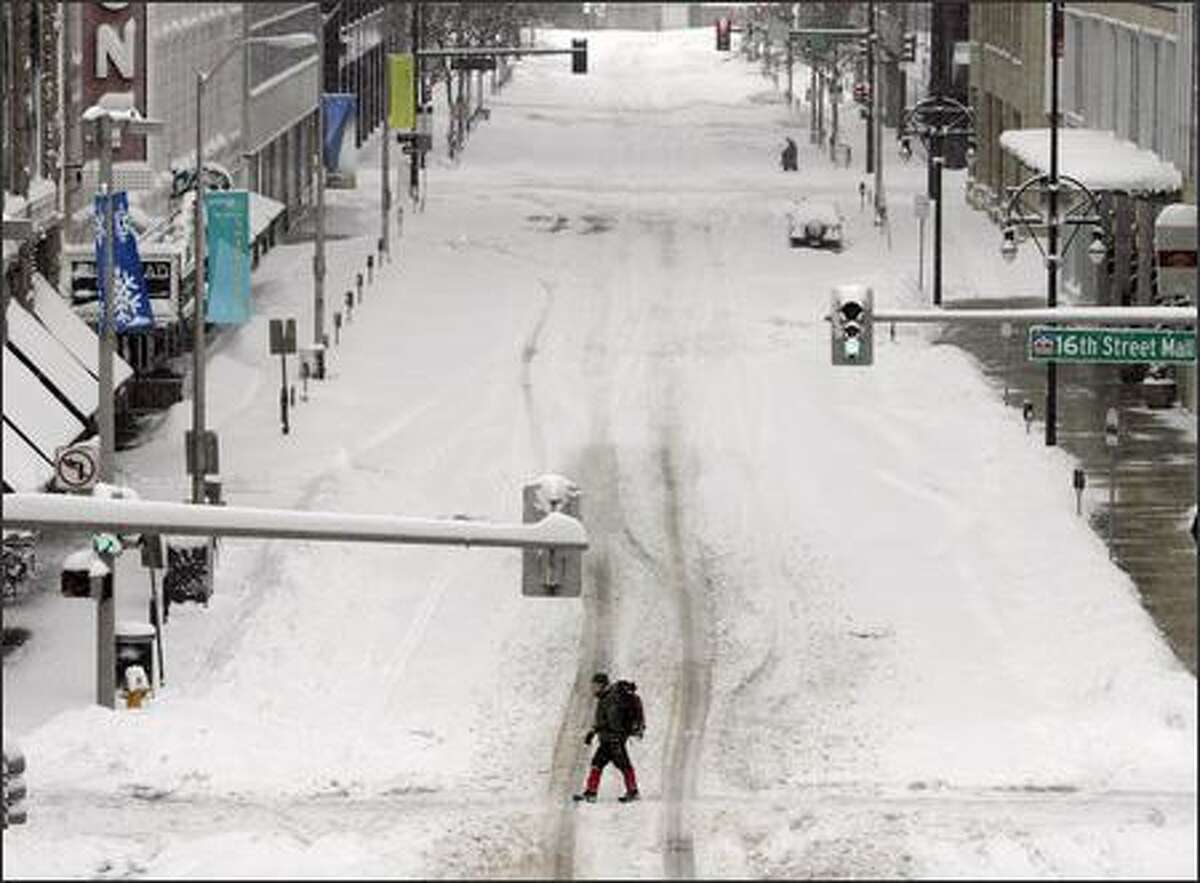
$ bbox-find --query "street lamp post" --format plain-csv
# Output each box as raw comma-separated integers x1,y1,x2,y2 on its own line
997,0,1108,448
1000,175,1108,446
898,95,976,307
80,105,164,485
191,33,316,504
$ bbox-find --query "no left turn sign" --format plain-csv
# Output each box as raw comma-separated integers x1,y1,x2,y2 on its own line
55,444,98,491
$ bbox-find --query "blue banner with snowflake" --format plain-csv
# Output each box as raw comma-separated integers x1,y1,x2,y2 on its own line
93,190,154,333
204,191,251,325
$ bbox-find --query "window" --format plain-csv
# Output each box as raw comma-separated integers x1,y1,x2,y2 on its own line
1138,36,1156,151
1157,40,1176,165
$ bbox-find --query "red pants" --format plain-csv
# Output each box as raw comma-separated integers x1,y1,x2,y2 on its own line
585,738,638,794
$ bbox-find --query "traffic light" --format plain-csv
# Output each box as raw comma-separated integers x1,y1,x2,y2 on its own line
853,83,870,105
715,18,731,52
901,32,917,63
830,285,874,366
571,38,588,74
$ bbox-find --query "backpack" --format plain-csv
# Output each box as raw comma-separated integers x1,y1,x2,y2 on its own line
612,680,645,738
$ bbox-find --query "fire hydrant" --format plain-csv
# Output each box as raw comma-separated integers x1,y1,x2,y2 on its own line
123,665,151,709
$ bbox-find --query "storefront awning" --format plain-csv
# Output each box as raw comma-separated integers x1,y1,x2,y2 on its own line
2,347,87,492
30,272,134,386
999,128,1183,195
249,192,286,241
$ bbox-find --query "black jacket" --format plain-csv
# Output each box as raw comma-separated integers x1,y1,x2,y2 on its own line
591,685,627,741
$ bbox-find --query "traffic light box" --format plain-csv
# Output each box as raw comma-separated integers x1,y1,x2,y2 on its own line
830,285,874,365
572,38,588,74
715,18,731,51
901,32,917,63
853,83,870,105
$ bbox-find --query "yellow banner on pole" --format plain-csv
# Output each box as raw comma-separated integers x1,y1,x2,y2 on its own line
388,54,415,130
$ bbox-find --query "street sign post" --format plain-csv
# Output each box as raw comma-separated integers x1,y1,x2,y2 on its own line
1027,327,1196,364
1105,407,1119,558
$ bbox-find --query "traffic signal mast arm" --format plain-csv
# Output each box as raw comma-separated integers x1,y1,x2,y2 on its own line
864,306,1198,326
415,46,580,60
788,27,871,40
2,493,589,552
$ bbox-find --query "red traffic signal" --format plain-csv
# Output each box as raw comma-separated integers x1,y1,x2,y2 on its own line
853,83,870,104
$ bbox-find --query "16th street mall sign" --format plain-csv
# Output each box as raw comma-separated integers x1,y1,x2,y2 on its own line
1028,326,1197,364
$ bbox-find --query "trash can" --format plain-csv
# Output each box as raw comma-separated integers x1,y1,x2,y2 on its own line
115,621,157,699
303,344,327,381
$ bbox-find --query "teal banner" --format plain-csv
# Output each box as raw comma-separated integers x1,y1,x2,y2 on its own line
204,190,251,325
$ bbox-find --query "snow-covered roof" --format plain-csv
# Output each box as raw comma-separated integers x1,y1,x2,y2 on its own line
249,191,286,239
2,348,86,468
999,128,1183,195
2,420,54,492
29,272,134,386
6,297,98,419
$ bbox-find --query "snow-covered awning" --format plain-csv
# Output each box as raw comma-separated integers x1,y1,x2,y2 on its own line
998,128,1183,195
249,192,286,241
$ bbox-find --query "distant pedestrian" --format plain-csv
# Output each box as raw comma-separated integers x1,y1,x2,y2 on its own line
573,672,644,804
780,137,798,172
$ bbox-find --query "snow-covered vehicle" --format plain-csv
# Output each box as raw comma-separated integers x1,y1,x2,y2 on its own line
788,198,844,249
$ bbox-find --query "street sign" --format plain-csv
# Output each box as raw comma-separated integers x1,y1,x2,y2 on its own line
268,318,297,355
54,444,98,492
451,56,497,71
1027,327,1197,364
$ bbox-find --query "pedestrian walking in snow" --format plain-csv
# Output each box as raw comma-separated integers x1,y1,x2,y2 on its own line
780,137,798,172
574,672,644,803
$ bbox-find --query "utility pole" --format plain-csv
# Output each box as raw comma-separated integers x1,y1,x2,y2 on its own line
865,0,875,175
97,114,116,485
314,11,328,347
871,1,883,222
409,1,420,203
830,47,839,162
1046,0,1063,447
380,37,390,261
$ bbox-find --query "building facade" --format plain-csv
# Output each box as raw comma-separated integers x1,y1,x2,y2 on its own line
969,1,1196,410
2,0,64,302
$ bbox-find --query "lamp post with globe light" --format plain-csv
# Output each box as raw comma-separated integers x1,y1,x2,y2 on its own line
999,172,1108,447
897,95,977,309
997,0,1109,448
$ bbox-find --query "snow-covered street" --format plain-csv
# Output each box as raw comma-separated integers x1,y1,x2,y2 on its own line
3,27,1195,879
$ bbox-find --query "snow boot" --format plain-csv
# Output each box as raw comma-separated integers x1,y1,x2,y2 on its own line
618,790,640,803
572,791,597,803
